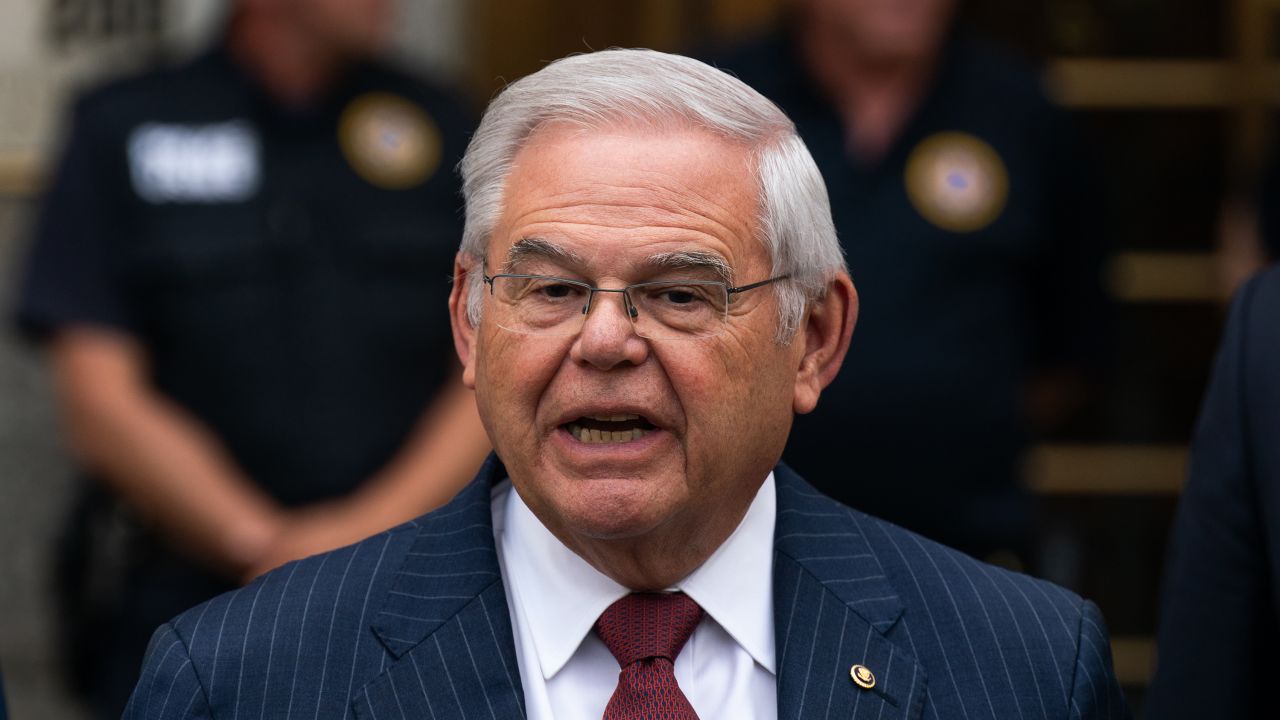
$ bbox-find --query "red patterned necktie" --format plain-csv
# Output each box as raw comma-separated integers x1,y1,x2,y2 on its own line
595,592,704,720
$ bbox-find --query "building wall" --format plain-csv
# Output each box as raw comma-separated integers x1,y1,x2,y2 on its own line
0,196,83,719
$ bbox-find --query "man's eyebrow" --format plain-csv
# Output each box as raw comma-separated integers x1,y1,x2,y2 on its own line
501,238,585,273
645,251,733,284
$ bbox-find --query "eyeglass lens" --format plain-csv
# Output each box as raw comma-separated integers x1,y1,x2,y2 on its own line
489,276,730,339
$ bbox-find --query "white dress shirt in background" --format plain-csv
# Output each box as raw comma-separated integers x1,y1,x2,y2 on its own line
492,473,779,720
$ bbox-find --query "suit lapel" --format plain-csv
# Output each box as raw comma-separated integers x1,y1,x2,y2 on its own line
352,458,927,719
353,455,526,719
773,465,927,720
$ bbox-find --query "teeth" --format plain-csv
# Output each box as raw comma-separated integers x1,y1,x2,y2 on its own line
586,413,640,422
567,424,649,444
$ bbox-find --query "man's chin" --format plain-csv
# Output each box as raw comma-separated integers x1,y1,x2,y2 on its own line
528,468,685,541
557,498,675,544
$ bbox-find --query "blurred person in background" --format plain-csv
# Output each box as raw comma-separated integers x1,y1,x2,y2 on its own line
710,0,1108,564
1258,159,1280,262
12,0,488,716
1147,264,1280,719
1215,156,1278,298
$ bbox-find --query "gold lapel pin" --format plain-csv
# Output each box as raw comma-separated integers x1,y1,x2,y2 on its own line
850,664,876,689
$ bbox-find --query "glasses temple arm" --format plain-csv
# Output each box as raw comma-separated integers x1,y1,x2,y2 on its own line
727,275,790,295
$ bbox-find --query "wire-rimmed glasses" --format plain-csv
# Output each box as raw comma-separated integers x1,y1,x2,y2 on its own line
481,272,789,340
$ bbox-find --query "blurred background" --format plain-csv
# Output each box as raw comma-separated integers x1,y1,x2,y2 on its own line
0,0,1274,717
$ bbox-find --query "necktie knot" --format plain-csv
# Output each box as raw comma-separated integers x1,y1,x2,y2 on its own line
595,592,704,668
595,592,704,719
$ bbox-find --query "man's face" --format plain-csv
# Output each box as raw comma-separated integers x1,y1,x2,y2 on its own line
455,124,807,557
800,0,957,63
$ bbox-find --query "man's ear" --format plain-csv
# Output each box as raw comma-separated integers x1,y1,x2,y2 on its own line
449,254,480,389
793,273,857,414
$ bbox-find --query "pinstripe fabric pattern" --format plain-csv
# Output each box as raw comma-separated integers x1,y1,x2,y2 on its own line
124,456,1127,719
771,467,1127,719
122,466,524,720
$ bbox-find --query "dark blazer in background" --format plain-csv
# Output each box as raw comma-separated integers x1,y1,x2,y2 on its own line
1148,265,1280,718
124,458,1127,719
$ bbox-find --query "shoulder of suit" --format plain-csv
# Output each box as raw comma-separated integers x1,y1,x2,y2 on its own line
776,465,1090,648
165,521,422,664
858,509,1090,649
159,477,497,664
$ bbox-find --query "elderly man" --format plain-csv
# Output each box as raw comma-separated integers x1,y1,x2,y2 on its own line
124,49,1126,719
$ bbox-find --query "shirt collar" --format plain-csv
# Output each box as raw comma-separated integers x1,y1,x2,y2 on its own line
500,472,777,679
679,472,777,673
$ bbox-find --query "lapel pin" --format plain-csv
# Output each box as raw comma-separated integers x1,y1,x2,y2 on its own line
850,663,876,689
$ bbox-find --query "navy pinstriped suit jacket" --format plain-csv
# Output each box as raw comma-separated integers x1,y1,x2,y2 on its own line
124,457,1128,719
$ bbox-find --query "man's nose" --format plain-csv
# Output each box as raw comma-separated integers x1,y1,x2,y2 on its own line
569,290,650,369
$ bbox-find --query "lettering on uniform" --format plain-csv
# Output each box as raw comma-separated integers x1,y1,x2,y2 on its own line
904,131,1009,233
128,120,260,203
339,92,440,190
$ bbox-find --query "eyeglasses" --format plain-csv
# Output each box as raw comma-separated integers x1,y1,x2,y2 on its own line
481,272,789,340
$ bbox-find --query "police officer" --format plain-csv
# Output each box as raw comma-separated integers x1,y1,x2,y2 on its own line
15,0,489,716
711,0,1107,562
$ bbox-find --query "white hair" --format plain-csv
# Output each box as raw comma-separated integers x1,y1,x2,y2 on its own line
458,48,845,342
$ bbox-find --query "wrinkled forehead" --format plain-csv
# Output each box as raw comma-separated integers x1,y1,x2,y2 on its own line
486,123,769,276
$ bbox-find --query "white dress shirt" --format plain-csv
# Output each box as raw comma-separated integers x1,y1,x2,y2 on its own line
492,473,779,720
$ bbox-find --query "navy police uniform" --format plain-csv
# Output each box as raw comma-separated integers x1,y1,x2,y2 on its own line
15,46,471,717
713,31,1107,559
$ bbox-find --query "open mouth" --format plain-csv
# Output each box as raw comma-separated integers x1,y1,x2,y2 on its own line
562,414,658,444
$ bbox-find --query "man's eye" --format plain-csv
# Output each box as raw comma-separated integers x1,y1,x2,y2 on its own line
651,286,716,307
663,289,700,305
534,281,579,299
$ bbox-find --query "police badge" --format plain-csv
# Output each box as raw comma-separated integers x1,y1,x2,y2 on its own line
904,131,1009,233
339,92,441,190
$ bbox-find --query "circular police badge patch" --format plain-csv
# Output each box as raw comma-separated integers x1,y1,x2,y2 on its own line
339,92,440,189
904,132,1008,233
